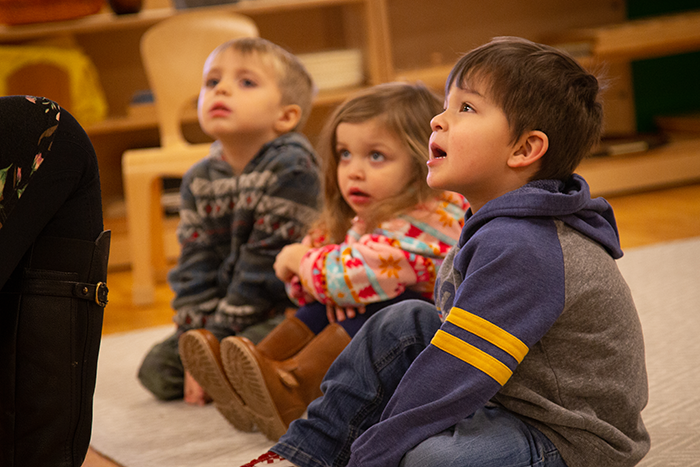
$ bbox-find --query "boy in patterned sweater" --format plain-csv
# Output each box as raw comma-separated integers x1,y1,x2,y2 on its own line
138,37,321,406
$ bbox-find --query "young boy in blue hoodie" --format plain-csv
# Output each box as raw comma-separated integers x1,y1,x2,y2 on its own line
240,36,650,467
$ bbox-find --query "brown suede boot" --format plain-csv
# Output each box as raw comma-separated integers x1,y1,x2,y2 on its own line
221,323,351,441
256,314,316,361
179,329,254,431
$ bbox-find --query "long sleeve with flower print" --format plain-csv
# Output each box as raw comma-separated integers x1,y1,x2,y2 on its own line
288,192,467,307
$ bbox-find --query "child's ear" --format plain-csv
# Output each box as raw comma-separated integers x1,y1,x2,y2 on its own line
508,130,548,168
274,104,302,133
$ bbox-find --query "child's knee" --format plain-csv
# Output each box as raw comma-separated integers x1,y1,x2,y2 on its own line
137,333,185,400
375,300,441,338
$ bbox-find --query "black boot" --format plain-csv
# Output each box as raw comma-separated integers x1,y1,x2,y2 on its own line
0,230,111,467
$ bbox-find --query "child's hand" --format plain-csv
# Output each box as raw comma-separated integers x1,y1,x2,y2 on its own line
326,304,366,323
274,243,311,283
183,371,212,406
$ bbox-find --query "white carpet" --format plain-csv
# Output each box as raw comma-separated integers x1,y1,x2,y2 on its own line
92,237,700,466
91,326,274,466
616,237,700,466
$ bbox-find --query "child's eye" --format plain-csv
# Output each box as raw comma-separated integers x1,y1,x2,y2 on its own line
240,78,257,88
369,152,385,163
338,149,351,161
205,78,219,88
460,102,474,112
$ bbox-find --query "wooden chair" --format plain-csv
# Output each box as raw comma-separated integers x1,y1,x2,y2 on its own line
122,10,258,305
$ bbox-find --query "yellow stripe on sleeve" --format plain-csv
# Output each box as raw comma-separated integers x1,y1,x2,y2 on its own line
431,330,512,385
446,307,529,363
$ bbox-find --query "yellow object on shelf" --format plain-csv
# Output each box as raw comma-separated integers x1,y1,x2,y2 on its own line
0,45,108,125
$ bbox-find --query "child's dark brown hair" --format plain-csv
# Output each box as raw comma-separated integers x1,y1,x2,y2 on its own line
446,36,604,181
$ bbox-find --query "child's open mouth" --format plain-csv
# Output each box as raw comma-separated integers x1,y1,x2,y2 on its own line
347,188,371,205
431,145,447,159
427,143,446,170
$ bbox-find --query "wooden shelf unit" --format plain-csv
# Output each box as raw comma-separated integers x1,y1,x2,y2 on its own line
4,0,699,270
1,0,392,268
551,8,700,196
578,139,700,197
0,0,391,130
552,8,700,63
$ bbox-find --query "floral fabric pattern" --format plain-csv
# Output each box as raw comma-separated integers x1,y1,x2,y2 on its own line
288,191,468,307
0,96,60,230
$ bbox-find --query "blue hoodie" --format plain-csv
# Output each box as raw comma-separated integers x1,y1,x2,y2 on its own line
349,175,649,467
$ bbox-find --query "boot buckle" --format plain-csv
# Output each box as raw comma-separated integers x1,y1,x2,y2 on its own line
95,282,109,307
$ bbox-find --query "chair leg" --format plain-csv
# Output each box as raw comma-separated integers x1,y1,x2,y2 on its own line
150,177,169,283
123,160,157,305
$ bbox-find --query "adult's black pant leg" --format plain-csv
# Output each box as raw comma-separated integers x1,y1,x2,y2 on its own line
0,231,111,467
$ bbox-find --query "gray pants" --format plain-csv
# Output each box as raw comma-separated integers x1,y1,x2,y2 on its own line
137,314,285,401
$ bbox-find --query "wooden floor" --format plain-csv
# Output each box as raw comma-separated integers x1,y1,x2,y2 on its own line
83,181,700,467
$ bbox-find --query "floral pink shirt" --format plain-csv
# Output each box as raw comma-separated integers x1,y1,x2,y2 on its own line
287,192,468,307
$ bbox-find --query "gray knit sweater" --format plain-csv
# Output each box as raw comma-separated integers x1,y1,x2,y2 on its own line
168,132,320,334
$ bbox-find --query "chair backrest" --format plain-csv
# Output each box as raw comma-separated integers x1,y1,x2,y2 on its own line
141,10,259,148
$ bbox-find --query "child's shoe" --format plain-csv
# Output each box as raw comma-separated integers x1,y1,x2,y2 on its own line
221,323,351,441
179,329,254,431
255,315,315,361
241,451,296,466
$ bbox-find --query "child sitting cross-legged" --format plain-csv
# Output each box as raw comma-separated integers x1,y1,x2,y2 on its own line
137,37,322,426
179,82,468,441
241,36,650,467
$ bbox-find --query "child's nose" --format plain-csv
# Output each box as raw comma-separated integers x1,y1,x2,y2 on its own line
348,160,365,179
214,81,231,95
431,111,446,131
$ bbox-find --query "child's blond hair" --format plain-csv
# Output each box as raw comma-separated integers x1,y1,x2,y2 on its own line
209,37,316,130
316,82,443,243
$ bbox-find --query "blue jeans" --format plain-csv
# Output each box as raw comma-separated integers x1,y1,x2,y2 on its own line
272,300,567,467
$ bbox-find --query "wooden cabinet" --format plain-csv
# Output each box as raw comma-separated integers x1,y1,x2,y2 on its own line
379,2,700,200
549,9,700,196
0,0,394,267
2,0,698,269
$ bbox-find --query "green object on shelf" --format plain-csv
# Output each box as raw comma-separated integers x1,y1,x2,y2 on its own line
627,0,700,132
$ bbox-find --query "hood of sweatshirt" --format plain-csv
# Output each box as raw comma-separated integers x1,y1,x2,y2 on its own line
460,174,622,259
